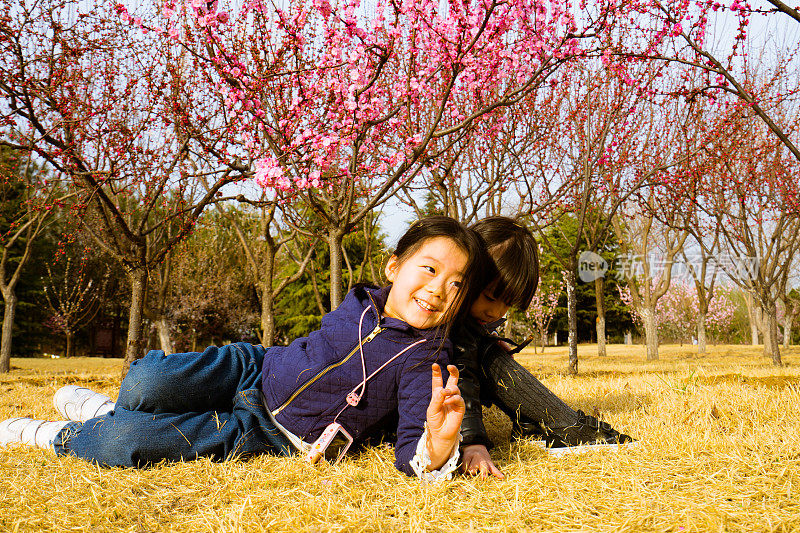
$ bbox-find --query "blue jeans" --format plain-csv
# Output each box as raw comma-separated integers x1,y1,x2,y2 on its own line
54,343,293,467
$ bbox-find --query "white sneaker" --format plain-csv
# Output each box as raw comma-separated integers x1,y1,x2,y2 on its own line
53,385,115,422
0,417,70,448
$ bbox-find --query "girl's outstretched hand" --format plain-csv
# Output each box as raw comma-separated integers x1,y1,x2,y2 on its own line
425,363,465,471
461,444,505,479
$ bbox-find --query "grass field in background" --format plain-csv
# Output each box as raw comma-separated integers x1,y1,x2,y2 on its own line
1,344,798,532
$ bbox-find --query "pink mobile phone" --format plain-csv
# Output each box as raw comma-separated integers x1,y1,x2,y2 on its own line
306,422,354,465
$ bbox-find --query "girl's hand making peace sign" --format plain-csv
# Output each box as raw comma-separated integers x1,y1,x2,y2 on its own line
425,364,465,471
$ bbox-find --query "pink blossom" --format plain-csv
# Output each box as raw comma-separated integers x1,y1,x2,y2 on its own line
254,157,287,189
309,170,322,187
620,281,737,343
157,0,602,202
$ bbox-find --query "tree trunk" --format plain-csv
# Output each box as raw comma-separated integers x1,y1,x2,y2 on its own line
155,318,174,354
696,313,707,354
0,291,18,373
761,304,773,357
783,312,791,349
565,270,578,374
122,267,149,378
641,307,659,361
65,331,75,358
328,229,345,309
744,292,760,345
594,276,606,357
259,234,278,347
764,303,782,366
260,283,276,347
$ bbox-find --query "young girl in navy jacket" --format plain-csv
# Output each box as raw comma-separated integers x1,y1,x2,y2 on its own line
0,216,492,480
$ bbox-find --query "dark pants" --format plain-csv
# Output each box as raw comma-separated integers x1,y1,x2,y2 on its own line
54,343,293,467
481,344,579,429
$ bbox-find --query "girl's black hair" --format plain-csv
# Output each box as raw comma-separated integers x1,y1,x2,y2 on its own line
470,216,539,310
392,216,493,331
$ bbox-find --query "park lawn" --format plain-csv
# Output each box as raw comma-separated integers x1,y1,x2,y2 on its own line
1,345,798,532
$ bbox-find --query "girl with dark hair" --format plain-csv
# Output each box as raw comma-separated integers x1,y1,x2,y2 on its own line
1,216,492,480
453,216,634,479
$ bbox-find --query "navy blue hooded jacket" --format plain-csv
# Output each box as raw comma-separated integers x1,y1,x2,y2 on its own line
260,285,451,475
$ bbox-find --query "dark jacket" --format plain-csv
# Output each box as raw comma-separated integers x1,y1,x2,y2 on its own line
260,285,450,476
448,317,502,449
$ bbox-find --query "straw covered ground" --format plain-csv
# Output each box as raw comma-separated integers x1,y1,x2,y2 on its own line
1,344,798,532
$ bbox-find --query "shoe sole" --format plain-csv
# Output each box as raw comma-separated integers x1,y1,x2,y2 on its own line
533,440,639,456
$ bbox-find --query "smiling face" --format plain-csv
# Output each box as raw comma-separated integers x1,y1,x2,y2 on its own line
383,236,469,330
469,280,511,325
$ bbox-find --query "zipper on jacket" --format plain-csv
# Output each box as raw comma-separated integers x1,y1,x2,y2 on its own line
271,322,382,416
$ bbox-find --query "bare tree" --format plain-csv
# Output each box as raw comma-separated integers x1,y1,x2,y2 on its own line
42,256,105,358
613,196,689,361
215,194,316,347
0,147,69,371
518,64,688,371
704,123,800,365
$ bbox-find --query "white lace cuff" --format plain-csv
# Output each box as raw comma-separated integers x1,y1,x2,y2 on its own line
409,423,461,481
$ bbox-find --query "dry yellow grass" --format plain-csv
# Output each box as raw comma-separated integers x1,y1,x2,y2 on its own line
1,345,799,532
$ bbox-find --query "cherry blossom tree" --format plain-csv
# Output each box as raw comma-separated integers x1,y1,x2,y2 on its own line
612,0,800,162
660,279,736,344
703,286,739,343
609,6,800,352
141,0,622,308
698,109,800,364
605,61,737,361
515,59,694,371
0,1,243,373
614,204,689,360
620,279,736,345
689,59,800,365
